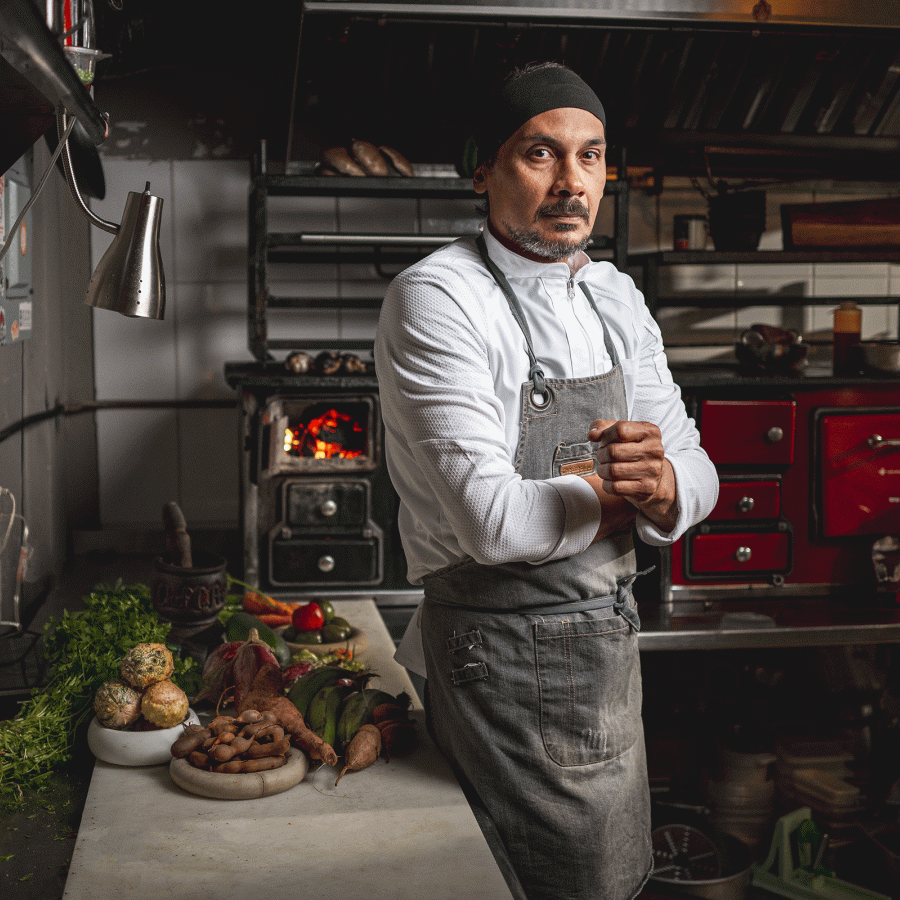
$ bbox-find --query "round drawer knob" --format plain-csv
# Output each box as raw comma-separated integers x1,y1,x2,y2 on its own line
766,426,784,443
317,554,336,573
735,546,753,563
320,500,338,517
737,496,755,514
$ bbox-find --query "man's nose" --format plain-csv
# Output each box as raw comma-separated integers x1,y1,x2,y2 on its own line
553,158,585,196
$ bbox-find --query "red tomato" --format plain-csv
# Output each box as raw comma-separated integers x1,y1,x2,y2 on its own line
292,601,325,632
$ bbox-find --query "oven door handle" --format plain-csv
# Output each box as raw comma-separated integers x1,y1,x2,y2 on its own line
868,434,900,449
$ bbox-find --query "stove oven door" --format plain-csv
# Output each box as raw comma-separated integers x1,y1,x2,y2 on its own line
816,407,900,538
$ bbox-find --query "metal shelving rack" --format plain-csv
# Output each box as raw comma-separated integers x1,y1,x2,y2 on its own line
631,248,900,318
247,152,631,361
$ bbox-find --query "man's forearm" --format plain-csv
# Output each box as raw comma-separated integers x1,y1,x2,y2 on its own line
583,474,638,543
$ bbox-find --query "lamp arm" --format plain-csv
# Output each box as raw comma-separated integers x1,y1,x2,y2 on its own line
58,110,118,235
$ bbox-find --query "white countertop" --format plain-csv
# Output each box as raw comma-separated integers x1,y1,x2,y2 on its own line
62,600,513,900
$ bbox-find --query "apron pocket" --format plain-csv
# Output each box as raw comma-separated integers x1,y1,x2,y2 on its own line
552,441,597,478
534,609,641,766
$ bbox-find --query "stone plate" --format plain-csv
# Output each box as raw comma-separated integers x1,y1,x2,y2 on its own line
169,748,309,800
276,626,368,656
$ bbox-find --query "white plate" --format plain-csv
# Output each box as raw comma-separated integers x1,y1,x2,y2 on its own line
87,709,200,766
169,747,309,799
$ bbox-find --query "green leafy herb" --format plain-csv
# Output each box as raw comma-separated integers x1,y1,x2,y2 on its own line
0,582,194,803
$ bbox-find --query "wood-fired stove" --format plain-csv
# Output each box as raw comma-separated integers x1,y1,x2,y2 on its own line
225,363,410,599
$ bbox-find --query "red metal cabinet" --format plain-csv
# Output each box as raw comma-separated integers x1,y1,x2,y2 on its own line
708,480,781,521
689,531,791,575
701,400,796,465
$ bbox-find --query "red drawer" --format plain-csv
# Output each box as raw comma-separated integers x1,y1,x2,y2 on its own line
820,411,900,537
701,400,795,465
708,480,780,521
690,531,790,575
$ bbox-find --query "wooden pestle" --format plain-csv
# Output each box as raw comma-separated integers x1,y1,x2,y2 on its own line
162,501,193,568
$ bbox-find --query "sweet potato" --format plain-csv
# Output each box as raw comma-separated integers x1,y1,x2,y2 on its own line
237,692,338,767
335,724,381,785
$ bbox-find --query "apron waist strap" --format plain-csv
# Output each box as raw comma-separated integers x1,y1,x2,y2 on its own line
525,567,653,631
437,567,654,631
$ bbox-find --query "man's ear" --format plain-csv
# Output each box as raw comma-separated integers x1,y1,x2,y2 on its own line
473,165,487,194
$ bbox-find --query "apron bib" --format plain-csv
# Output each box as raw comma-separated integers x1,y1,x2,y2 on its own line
419,234,652,900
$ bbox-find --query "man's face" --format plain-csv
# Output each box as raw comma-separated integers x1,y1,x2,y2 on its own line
474,106,606,262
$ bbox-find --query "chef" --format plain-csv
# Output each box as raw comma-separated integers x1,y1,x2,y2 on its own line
374,62,718,900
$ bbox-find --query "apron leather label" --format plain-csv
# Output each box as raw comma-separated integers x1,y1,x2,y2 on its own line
560,459,595,476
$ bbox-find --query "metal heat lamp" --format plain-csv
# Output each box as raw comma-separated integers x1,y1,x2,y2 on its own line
58,111,166,320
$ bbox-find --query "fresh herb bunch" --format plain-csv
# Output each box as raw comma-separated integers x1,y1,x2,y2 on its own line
0,581,195,803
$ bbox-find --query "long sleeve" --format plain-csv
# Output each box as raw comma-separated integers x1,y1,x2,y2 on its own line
375,250,600,577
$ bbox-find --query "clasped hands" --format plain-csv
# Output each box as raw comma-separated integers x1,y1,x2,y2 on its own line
586,419,678,535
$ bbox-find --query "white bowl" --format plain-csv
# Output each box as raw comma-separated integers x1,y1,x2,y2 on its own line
87,709,200,766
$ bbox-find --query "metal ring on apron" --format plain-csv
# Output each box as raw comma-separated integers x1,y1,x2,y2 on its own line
529,383,554,409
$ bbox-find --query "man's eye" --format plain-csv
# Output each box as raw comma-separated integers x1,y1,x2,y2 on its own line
530,147,552,158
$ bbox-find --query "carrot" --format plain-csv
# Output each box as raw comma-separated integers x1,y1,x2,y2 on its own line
254,613,292,628
335,724,381,785
242,590,296,618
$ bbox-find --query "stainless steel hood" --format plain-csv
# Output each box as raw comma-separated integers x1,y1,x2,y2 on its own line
302,1,900,30
291,0,900,180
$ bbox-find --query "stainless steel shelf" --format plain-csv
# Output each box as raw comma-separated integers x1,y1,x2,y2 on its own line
638,598,900,650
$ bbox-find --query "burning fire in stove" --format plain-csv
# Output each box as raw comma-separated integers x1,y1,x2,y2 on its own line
284,407,365,459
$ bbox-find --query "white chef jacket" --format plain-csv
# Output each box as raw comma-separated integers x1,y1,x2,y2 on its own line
374,226,718,675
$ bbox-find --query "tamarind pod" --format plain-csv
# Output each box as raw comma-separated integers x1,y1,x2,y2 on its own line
209,715,236,729
253,724,284,743
260,710,280,724
202,736,217,751
209,743,237,763
236,709,262,724
239,755,287,772
229,735,254,755
240,721,267,739
210,721,239,736
212,759,245,774
170,726,211,759
188,751,210,769
245,736,291,759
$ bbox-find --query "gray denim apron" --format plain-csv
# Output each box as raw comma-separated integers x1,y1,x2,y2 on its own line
419,234,653,900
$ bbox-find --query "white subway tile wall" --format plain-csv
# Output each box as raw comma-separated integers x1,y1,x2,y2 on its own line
87,160,900,527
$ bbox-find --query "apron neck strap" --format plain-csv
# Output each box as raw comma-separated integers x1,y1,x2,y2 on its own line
476,232,546,395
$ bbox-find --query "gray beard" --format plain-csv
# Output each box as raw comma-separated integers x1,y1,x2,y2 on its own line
502,221,591,261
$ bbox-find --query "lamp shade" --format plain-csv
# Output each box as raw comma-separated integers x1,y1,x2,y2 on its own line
85,188,165,319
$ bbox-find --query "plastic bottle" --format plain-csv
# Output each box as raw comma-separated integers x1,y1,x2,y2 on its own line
832,300,861,375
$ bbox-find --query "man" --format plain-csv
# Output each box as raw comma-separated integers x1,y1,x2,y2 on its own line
374,62,718,900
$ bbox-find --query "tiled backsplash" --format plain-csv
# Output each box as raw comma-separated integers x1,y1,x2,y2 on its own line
88,160,900,528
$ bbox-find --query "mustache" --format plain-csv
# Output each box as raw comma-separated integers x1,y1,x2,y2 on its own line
536,199,590,222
